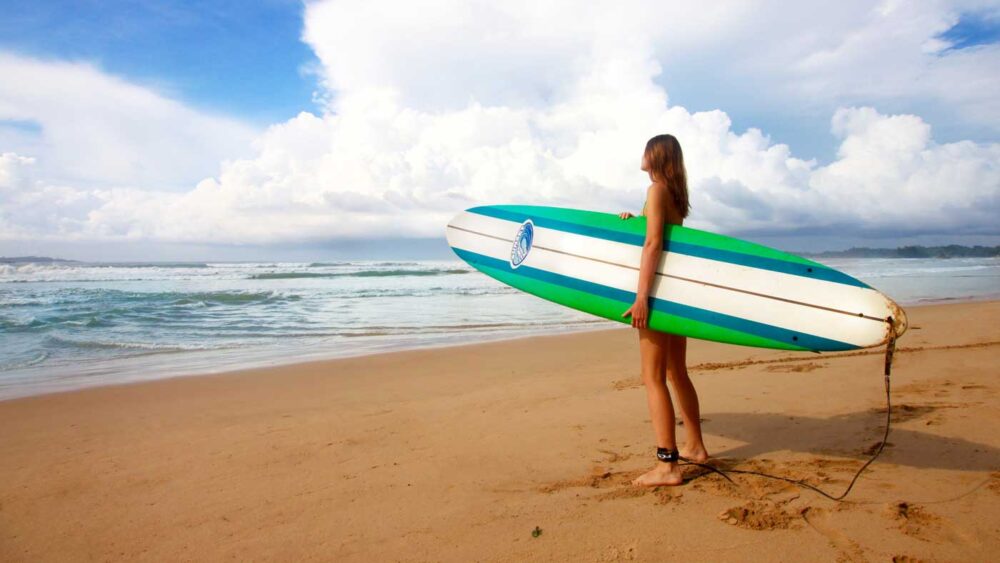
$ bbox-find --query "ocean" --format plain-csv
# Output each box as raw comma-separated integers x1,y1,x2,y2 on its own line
1,256,998,399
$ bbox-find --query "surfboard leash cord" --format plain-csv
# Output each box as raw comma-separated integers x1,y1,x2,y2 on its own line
677,317,899,502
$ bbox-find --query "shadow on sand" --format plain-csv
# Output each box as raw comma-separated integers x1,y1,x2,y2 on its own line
703,407,999,472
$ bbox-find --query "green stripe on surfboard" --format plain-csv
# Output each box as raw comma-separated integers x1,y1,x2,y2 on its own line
495,205,821,267
474,261,810,351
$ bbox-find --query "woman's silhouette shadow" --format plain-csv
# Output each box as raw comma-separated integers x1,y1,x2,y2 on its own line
704,408,1000,471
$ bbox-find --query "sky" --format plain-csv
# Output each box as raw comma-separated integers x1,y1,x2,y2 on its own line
1,0,999,261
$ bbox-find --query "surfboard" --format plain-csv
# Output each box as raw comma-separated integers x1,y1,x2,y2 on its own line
446,205,907,352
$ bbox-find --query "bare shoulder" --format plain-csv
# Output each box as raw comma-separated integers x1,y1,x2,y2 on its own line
645,181,668,203
646,181,682,225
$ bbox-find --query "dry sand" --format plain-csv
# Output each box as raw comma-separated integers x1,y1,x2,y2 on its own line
1,300,998,562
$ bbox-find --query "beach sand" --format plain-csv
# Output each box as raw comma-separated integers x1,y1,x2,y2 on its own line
1,300,998,562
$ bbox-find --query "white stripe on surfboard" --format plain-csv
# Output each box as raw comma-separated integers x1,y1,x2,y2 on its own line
446,224,887,347
447,226,883,347
449,221,891,324
449,212,893,321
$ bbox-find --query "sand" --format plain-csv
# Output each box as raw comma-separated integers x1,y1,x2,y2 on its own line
1,300,998,562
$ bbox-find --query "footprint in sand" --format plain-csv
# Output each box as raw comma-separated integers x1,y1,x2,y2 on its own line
538,465,683,505
800,506,868,562
596,448,634,463
600,541,638,561
611,378,642,391
885,501,938,540
989,471,1000,494
884,501,978,546
869,402,963,426
718,500,796,531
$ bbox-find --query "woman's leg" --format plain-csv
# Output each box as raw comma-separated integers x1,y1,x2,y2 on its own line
665,334,709,461
631,327,683,486
639,328,676,449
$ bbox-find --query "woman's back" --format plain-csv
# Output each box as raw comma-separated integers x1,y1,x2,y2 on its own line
641,183,684,226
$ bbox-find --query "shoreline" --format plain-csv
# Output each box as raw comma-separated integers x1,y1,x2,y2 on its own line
1,299,998,561
3,294,998,403
0,318,621,402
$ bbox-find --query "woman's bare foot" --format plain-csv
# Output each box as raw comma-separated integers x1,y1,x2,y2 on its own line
679,445,709,463
631,463,683,487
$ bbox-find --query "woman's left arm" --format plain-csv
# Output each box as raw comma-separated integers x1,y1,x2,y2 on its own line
622,184,665,329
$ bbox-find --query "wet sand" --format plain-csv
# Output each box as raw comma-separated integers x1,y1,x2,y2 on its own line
1,300,998,561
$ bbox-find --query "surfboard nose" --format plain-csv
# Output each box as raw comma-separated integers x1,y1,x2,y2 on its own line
444,212,463,254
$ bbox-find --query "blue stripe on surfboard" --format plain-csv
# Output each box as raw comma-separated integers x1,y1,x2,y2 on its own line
467,206,870,289
452,246,861,352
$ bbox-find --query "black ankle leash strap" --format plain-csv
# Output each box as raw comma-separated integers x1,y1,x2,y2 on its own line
655,447,679,463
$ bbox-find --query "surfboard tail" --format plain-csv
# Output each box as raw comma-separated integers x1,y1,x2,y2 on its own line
886,298,908,342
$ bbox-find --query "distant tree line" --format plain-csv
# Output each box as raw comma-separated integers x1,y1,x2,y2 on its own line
806,245,1000,258
3,245,999,264
0,256,82,264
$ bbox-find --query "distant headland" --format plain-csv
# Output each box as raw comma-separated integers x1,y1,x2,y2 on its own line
0,256,82,264
803,245,1000,259
2,245,999,264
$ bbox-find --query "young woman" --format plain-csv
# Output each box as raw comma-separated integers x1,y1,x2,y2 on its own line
619,134,709,486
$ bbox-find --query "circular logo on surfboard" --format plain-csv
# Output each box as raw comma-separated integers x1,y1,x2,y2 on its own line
510,219,534,269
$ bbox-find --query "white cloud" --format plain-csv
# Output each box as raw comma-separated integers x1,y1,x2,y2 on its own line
1,0,998,248
304,0,1000,129
808,107,1000,234
0,53,257,190
775,2,1000,127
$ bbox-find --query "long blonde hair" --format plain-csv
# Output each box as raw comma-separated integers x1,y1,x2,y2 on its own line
644,134,690,219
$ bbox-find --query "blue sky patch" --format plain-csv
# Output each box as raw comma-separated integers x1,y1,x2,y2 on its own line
0,119,43,134
0,0,319,124
939,11,1000,50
